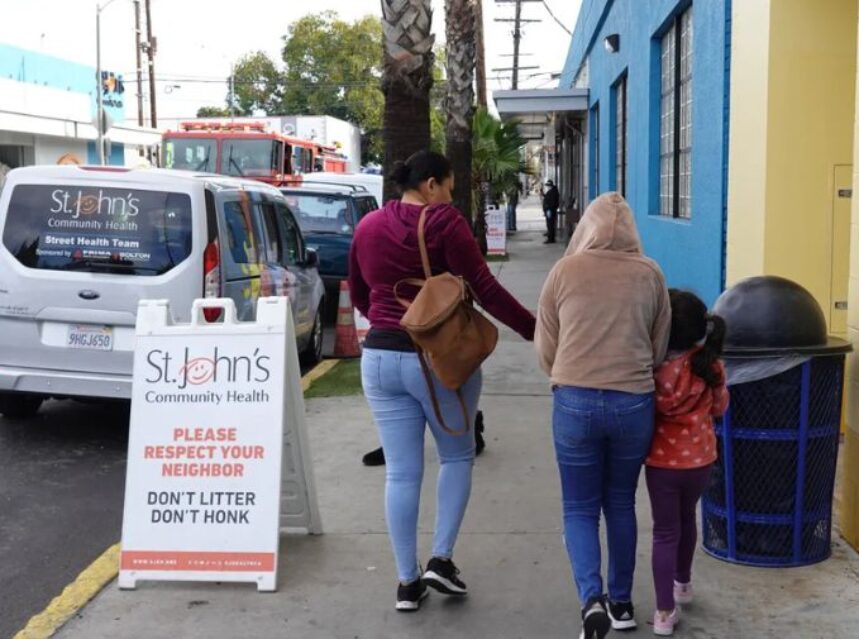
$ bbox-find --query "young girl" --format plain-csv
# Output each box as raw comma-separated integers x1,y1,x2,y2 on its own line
645,290,729,636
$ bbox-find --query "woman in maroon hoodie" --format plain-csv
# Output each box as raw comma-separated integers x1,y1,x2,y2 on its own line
348,150,535,611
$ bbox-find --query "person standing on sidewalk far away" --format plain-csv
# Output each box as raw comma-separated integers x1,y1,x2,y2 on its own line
349,150,536,612
645,291,729,636
535,192,671,639
542,180,560,244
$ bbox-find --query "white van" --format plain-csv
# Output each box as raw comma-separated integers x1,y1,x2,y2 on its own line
0,165,325,418
294,172,384,208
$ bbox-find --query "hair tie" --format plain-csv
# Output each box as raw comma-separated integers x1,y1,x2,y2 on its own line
705,318,715,337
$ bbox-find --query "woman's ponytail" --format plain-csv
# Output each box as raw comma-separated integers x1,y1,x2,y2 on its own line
691,314,726,387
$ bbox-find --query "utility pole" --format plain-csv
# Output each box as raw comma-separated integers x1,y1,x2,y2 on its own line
133,0,145,156
144,0,157,129
229,63,235,119
474,0,487,107
494,0,540,90
512,0,522,89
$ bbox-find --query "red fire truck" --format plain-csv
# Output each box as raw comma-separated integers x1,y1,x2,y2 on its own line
162,121,347,185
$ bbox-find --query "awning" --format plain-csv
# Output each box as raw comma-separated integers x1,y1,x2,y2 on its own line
493,88,589,140
106,124,161,146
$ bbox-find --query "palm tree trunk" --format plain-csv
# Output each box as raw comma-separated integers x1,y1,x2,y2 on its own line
381,0,436,203
445,0,475,224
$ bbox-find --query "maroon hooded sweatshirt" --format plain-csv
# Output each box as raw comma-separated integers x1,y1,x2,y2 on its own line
348,200,535,342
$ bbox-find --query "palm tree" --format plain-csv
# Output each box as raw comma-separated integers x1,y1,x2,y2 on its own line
381,0,436,202
472,108,528,253
445,0,476,223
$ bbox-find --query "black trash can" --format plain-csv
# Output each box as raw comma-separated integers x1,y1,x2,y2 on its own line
701,276,851,566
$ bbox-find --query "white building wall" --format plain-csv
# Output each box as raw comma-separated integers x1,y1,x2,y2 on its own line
34,136,87,165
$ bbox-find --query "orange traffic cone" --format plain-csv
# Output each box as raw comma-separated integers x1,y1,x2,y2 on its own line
354,308,370,346
334,280,361,358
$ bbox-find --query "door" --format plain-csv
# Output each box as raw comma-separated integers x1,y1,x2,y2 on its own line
831,165,852,337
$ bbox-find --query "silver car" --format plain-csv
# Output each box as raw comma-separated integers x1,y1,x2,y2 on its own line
0,165,325,418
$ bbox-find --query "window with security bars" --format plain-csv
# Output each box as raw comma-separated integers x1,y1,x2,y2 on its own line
614,74,628,197
659,6,693,218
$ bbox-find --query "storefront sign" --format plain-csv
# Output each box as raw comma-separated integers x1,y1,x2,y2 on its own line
119,297,318,592
487,206,507,256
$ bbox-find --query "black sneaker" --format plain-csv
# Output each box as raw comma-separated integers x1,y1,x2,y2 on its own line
579,596,610,639
396,578,428,612
607,600,637,630
422,557,467,596
362,446,385,466
475,411,486,456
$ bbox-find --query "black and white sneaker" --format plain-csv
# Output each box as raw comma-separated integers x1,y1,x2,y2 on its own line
396,578,429,612
607,600,637,630
422,557,467,596
579,596,610,639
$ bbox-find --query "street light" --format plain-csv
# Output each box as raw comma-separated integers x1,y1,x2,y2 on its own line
96,0,122,165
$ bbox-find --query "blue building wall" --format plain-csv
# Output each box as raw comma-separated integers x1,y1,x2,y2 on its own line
0,43,127,166
561,0,730,306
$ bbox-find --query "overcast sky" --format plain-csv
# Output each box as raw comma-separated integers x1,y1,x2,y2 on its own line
0,0,581,126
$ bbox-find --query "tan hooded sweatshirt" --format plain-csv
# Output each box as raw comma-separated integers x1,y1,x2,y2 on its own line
535,192,671,394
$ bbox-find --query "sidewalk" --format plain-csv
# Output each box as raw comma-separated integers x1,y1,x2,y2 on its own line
56,228,859,639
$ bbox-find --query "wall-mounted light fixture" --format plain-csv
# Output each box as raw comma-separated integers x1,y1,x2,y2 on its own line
604,34,620,53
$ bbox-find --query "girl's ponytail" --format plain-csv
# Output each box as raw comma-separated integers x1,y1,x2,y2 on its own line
691,314,726,387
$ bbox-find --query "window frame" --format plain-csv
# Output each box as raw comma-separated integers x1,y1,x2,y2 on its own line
276,201,304,267
659,5,693,219
590,102,601,199
613,73,628,197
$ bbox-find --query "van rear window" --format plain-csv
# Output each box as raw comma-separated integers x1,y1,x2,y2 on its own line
2,185,192,275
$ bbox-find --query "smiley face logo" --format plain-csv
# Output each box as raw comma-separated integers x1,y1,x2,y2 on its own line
179,357,215,385
77,195,99,215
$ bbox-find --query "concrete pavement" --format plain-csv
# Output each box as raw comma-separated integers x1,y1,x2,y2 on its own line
52,201,859,639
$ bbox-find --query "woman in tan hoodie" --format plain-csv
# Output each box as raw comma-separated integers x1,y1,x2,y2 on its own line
536,192,671,639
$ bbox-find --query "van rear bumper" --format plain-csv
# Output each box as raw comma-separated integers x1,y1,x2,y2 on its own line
0,366,131,399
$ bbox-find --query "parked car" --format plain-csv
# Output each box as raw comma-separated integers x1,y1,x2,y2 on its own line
280,183,379,296
292,172,384,207
0,165,325,419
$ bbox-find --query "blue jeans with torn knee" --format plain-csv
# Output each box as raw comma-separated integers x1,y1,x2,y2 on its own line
553,386,654,606
362,348,482,583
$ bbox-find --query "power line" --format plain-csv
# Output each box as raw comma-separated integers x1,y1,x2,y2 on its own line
541,0,572,36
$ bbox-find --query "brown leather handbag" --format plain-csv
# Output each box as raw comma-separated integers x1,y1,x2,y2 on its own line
395,207,499,434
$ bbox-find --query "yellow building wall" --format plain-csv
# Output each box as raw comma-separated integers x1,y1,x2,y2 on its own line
727,0,857,326
725,0,771,285
842,7,859,552
763,0,857,327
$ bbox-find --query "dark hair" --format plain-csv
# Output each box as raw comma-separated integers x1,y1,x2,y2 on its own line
667,289,726,387
389,150,452,191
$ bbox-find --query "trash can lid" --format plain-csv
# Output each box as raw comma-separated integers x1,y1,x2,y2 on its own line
713,276,852,357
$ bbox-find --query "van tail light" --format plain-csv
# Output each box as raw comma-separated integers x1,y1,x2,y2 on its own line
202,240,222,322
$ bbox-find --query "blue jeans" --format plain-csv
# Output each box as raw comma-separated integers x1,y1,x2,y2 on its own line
362,349,482,583
553,386,655,606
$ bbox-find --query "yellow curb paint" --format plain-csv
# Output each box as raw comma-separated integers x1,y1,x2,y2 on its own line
13,359,341,639
301,358,340,392
12,544,120,639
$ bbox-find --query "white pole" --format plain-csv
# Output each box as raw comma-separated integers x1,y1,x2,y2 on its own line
96,6,105,165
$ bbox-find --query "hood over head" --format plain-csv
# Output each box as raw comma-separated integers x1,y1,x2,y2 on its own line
566,192,642,255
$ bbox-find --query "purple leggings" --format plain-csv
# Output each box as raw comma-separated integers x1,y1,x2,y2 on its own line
645,465,712,611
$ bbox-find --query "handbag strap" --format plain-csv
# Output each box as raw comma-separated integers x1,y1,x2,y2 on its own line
416,350,472,436
417,206,432,279
410,205,472,436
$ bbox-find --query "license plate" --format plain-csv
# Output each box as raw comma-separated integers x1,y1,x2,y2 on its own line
67,325,113,351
